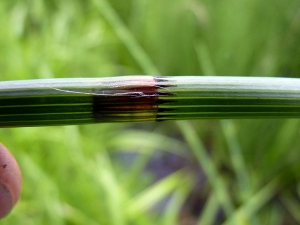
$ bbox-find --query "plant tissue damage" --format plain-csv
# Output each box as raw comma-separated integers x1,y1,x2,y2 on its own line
92,76,174,122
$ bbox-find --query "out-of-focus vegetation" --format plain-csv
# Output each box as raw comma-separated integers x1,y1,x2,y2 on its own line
1,0,300,224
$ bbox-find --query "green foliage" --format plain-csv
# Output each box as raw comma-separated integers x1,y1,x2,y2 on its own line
0,0,300,224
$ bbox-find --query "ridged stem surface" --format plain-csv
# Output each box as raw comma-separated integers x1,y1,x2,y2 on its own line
0,76,300,127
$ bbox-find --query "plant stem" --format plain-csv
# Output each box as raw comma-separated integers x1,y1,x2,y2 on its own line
1,76,300,127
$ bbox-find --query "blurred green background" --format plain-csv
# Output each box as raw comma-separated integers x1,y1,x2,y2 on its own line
1,0,300,224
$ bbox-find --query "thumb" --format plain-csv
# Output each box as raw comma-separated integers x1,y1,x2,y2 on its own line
0,143,22,219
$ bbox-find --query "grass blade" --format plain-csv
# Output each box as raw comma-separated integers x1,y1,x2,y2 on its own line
92,0,160,75
221,120,251,200
177,121,234,217
126,170,186,218
197,192,219,225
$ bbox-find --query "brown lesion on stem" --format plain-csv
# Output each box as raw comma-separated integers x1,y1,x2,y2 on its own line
92,76,174,122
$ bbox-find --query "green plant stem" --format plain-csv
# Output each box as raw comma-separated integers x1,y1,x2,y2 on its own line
1,76,300,127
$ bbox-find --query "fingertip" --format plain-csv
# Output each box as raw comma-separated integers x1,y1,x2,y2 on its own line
0,143,22,219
